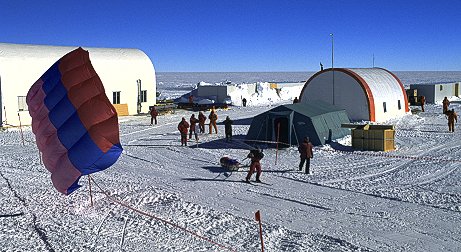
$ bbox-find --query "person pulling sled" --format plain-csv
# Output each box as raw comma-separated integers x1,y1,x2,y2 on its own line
245,148,264,183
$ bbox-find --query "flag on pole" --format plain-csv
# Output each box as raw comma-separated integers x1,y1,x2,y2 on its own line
255,210,261,222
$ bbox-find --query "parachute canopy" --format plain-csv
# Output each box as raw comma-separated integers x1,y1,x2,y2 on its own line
26,47,123,195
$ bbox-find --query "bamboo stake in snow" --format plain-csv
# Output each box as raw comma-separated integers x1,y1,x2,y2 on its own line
18,113,25,146
88,175,93,207
255,210,264,252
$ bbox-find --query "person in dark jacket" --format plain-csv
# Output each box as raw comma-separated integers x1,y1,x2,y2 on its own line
150,106,158,125
178,117,190,146
189,114,199,141
420,96,425,112
198,111,206,133
223,116,233,142
245,148,264,183
293,97,299,103
242,98,247,107
298,137,314,174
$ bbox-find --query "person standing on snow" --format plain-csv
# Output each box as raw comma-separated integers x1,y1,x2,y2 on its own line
245,148,264,183
242,97,247,107
293,97,299,103
223,116,233,142
150,106,158,125
178,117,190,146
208,109,218,134
198,111,206,133
298,137,314,174
443,97,450,114
420,96,426,112
189,114,199,141
446,109,458,132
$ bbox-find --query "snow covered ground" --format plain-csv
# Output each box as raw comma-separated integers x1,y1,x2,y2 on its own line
2,71,461,251
2,98,461,251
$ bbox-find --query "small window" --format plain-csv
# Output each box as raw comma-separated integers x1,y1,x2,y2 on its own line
113,91,121,104
141,90,147,103
383,102,387,113
18,96,28,111
398,100,401,110
440,85,443,91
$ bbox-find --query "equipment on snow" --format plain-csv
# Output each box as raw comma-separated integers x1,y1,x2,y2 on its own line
220,156,241,171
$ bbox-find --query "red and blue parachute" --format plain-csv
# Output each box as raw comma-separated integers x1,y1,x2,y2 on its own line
26,47,123,195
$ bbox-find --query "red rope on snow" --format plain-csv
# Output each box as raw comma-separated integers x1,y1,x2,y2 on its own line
89,176,237,252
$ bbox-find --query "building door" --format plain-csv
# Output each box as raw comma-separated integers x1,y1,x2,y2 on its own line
273,117,290,147
456,83,460,97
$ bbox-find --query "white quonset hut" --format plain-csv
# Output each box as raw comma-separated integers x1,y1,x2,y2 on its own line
0,43,156,127
299,68,409,122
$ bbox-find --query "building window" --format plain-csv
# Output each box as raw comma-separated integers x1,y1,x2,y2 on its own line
398,100,401,110
113,91,121,104
383,102,387,113
141,90,147,103
18,96,28,111
440,85,443,91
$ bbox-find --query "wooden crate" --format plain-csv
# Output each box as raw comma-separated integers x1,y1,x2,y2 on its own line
351,125,395,152
113,104,129,116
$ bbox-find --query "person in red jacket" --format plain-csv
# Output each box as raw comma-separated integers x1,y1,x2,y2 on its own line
298,137,314,174
198,111,206,133
245,148,264,183
150,106,158,125
189,114,199,141
178,117,190,146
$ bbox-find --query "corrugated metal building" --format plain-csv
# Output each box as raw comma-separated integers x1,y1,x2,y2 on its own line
299,68,409,122
409,82,460,103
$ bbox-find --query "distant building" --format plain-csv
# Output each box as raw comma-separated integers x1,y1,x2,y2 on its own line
299,68,409,122
0,43,156,127
409,82,460,104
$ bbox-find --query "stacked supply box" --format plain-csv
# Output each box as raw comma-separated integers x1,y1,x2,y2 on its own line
344,124,395,152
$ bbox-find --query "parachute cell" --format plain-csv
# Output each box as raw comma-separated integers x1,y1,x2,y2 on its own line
26,47,123,195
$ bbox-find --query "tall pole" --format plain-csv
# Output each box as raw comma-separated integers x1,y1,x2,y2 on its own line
330,33,335,105
137,79,142,114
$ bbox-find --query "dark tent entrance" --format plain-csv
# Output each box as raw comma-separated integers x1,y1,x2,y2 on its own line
273,116,290,147
246,102,351,146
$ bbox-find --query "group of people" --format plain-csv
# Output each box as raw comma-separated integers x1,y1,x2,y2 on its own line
245,136,314,183
419,96,457,132
149,105,315,184
175,108,235,146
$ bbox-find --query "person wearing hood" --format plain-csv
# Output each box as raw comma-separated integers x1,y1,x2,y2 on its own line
150,106,158,125
298,137,314,174
178,117,190,146
189,114,199,141
198,111,206,133
245,148,264,183
208,109,218,134
223,116,233,142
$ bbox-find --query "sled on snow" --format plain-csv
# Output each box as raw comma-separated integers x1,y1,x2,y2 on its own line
220,156,241,171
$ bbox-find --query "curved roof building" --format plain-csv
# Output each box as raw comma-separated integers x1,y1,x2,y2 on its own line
0,43,156,127
299,68,408,122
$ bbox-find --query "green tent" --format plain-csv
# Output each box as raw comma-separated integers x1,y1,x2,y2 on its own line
246,101,350,146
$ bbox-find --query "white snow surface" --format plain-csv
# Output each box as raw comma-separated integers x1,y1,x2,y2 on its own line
1,100,461,251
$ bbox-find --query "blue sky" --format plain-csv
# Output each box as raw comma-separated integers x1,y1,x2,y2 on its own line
1,0,460,72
